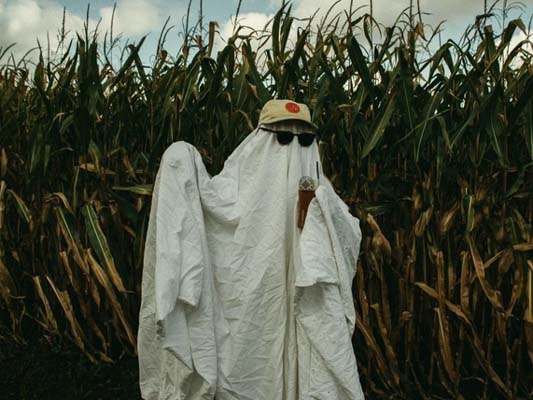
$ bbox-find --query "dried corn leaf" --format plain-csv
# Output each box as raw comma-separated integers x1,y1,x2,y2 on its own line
459,251,471,317
54,206,89,274
524,262,532,364
7,189,33,230
0,148,6,178
355,310,395,391
414,282,472,326
356,260,369,324
44,192,74,214
0,180,5,229
85,248,135,348
45,275,87,352
525,315,533,365
58,250,78,292
512,242,533,252
470,331,512,397
367,213,392,262
497,248,514,275
466,234,504,312
76,291,106,352
0,257,15,300
370,303,401,388
82,203,127,293
88,276,101,308
98,351,114,363
511,208,530,243
414,205,433,237
483,248,504,270
439,203,459,234
435,250,457,383
32,276,58,333
380,270,392,334
462,193,475,233
0,257,17,328
505,259,522,317
78,162,116,175
434,307,457,383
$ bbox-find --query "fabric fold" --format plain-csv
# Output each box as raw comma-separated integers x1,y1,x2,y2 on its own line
138,121,365,400
294,183,364,400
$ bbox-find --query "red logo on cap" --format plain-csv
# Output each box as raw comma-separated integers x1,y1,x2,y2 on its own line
285,102,300,113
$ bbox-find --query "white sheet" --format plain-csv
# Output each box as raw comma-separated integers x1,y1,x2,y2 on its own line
137,122,365,399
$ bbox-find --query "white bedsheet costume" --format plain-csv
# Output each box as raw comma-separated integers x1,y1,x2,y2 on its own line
137,119,365,400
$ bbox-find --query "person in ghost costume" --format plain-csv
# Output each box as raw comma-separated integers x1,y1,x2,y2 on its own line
137,99,365,400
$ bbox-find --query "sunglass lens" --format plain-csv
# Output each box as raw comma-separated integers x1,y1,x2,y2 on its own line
297,134,316,147
276,132,294,145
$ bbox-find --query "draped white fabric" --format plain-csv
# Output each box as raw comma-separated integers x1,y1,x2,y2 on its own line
137,122,365,400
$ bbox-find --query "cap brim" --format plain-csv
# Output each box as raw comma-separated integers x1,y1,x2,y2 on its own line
259,116,318,131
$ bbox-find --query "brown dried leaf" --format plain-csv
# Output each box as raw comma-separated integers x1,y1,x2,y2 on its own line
367,213,392,263
45,275,87,353
513,242,533,252
82,203,127,294
434,250,458,383
0,148,7,178
58,251,78,292
466,234,504,312
85,249,135,348
44,192,74,214
54,206,89,274
32,276,58,333
525,314,533,365
0,257,18,328
356,260,369,324
370,303,401,388
414,205,433,237
414,282,472,326
355,310,395,391
439,203,459,235
496,248,514,275
0,180,5,229
505,259,522,317
78,162,116,175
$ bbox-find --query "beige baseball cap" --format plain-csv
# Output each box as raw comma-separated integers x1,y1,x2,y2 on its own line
258,99,318,130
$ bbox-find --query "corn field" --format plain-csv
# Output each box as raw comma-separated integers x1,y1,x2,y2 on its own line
0,1,532,399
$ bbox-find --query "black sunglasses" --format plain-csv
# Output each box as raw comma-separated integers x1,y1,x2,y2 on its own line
260,126,317,147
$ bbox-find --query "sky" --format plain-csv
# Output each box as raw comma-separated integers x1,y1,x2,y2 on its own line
0,0,531,69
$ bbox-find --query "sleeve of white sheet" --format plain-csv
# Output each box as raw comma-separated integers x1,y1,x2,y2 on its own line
323,185,363,330
300,184,363,331
328,187,362,281
296,197,339,287
153,143,205,324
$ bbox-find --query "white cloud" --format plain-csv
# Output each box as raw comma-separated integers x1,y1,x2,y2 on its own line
287,0,485,25
99,0,174,38
0,0,87,64
5,0,42,36
214,12,275,56
267,0,522,42
0,0,185,66
211,0,531,77
218,12,274,43
212,1,409,60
